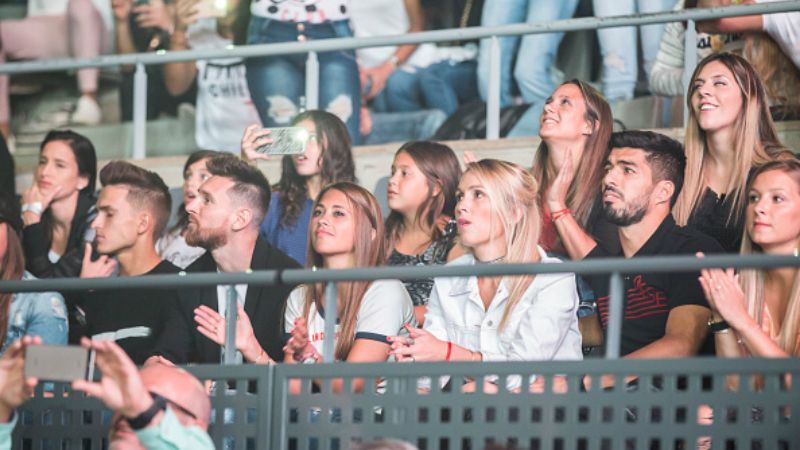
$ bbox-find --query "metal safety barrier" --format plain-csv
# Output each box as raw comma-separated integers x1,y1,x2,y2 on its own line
0,2,798,157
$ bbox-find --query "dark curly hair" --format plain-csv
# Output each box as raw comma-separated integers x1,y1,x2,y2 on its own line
276,110,356,228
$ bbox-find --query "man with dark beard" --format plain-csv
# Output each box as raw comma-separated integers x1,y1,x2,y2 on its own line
581,131,722,366
148,155,299,365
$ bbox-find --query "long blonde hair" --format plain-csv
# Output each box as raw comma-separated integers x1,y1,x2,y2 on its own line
739,160,800,355
531,79,612,228
463,160,541,330
674,53,791,227
302,182,386,361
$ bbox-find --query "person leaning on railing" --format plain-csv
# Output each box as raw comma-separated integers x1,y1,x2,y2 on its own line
700,159,800,363
195,182,415,394
0,337,215,450
389,159,583,393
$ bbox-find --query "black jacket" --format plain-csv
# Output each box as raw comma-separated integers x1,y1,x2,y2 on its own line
22,192,96,279
152,237,300,364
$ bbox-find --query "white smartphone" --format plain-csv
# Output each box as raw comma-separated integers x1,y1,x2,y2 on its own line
255,127,310,155
25,345,95,382
194,0,227,19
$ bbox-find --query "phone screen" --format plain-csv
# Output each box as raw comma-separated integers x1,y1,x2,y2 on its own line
25,345,95,382
255,127,310,155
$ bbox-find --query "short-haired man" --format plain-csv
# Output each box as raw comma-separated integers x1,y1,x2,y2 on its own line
149,155,299,365
75,161,179,365
582,131,723,360
0,336,214,449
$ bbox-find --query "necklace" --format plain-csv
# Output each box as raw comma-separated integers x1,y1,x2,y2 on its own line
476,255,506,264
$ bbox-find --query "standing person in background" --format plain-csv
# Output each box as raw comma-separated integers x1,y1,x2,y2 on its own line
158,150,222,269
0,0,106,139
476,0,579,137
0,193,67,356
241,110,356,266
385,141,462,325
245,0,361,143
673,53,794,253
593,0,674,103
21,130,97,279
163,0,263,153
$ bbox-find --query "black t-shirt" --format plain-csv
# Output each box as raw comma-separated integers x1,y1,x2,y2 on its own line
687,188,743,253
584,215,723,356
79,260,180,365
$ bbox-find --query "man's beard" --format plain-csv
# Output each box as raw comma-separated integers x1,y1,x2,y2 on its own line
602,188,650,227
185,222,228,250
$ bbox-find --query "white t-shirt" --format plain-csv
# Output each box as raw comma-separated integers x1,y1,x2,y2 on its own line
187,19,262,153
251,0,350,24
284,279,415,358
350,0,436,69
757,0,800,70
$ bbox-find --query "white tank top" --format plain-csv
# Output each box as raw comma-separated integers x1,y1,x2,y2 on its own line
187,20,262,153
250,0,350,24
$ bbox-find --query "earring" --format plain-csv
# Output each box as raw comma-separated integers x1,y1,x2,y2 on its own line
794,248,799,257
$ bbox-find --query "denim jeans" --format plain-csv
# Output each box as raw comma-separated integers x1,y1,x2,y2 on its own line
593,0,674,102
245,17,361,144
477,0,579,108
363,109,446,145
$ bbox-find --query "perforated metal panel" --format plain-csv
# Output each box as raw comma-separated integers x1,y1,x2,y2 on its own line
11,359,800,450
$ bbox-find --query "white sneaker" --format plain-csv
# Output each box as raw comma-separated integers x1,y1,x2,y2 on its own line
70,96,102,126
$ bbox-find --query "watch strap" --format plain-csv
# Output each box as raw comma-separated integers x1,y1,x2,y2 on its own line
708,317,731,334
126,393,167,430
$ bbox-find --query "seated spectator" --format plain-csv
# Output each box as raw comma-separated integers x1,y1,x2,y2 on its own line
583,131,723,364
0,336,214,449
389,159,582,392
385,141,462,325
593,0,673,102
148,155,299,366
534,79,616,257
477,0,579,137
194,183,414,388
163,0,262,153
0,0,105,138
74,161,178,365
673,53,794,252
0,193,67,356
21,130,97,279
157,150,222,269
242,110,357,266
112,0,198,121
701,159,800,359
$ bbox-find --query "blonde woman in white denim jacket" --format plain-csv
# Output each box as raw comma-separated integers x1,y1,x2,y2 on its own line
389,159,582,392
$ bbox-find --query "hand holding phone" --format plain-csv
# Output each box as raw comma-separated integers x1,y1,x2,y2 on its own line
255,127,310,156
1,336,42,418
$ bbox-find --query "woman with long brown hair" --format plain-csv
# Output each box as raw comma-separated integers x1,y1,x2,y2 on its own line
674,52,793,252
241,110,357,265
0,192,67,355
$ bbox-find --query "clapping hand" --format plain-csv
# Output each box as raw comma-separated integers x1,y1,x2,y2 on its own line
284,317,319,362
388,325,447,362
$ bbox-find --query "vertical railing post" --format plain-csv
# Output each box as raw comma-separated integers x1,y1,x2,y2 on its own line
305,51,319,110
605,272,624,359
322,281,337,362
223,286,238,364
683,20,697,127
132,63,148,160
486,36,501,140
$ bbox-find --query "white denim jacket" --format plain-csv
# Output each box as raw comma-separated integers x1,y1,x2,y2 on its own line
424,247,582,389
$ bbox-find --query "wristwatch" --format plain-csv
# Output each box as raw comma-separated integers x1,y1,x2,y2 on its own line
126,393,167,430
707,316,730,334
21,202,43,216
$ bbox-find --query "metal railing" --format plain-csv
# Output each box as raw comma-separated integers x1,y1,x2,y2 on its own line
2,253,799,361
1,2,798,157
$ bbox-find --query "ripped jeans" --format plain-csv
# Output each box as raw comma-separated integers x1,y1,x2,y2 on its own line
245,18,361,144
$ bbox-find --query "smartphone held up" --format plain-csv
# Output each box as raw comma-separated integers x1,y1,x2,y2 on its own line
255,127,311,155
24,344,95,383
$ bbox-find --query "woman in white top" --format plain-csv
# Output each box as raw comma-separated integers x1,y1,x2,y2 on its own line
389,159,582,391
194,182,414,390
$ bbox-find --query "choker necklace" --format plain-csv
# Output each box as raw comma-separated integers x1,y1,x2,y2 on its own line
477,255,506,264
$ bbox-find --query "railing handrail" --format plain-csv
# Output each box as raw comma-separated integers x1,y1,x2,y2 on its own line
0,253,797,293
0,2,797,75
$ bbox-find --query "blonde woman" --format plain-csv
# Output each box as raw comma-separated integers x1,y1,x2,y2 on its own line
700,159,800,359
389,159,582,391
674,52,793,252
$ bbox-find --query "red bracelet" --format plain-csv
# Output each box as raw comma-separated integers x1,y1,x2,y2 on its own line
551,208,572,221
445,341,453,361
